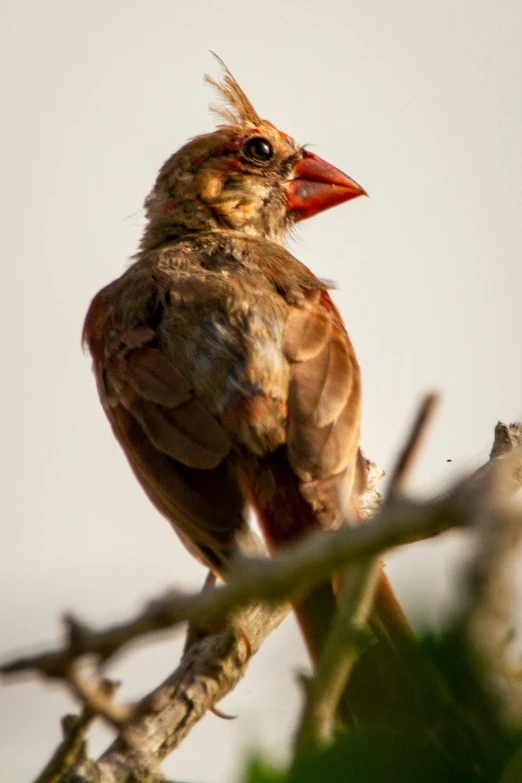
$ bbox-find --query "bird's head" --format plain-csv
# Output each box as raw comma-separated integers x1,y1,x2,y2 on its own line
141,59,366,250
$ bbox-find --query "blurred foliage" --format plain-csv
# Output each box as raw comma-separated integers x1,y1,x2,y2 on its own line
242,625,522,783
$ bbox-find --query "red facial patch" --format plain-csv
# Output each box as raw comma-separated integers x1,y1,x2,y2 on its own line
190,141,237,170
162,198,177,214
191,155,207,169
213,141,239,157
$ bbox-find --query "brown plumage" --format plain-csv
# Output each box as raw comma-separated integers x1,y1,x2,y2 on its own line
84,61,422,723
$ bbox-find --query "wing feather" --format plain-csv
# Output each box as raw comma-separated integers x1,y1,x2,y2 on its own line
83,286,245,571
283,304,330,361
283,291,362,506
289,330,354,428
129,396,231,469
125,347,192,407
110,403,246,570
101,327,232,470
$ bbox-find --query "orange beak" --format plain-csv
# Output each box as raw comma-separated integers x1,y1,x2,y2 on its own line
284,150,366,220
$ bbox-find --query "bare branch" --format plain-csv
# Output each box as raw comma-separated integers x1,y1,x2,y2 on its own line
465,450,522,726
34,680,119,783
294,558,380,754
2,490,472,683
73,603,290,783
490,421,522,460
34,713,93,783
387,392,439,497
296,394,440,753
65,666,132,730
3,417,521,782
3,467,385,689
468,421,522,496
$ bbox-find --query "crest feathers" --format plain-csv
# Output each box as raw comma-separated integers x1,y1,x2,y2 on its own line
205,54,261,127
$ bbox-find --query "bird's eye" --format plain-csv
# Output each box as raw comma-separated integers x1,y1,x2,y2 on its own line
243,137,273,163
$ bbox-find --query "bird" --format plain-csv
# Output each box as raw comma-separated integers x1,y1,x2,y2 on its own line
83,59,422,724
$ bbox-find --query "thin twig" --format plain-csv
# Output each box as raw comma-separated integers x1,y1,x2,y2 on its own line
387,393,440,497
296,394,440,754
66,665,133,730
294,558,380,754
33,679,119,783
466,501,522,725
34,712,93,783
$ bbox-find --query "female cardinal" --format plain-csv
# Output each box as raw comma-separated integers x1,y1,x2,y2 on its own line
83,61,420,723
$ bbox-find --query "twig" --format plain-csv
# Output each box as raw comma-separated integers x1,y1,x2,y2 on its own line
294,558,380,754
3,418,520,782
73,603,290,783
467,422,522,496
387,393,440,497
1,472,383,684
33,679,119,783
65,665,133,730
490,421,522,460
1,491,471,682
34,713,93,783
296,394,440,754
466,464,522,725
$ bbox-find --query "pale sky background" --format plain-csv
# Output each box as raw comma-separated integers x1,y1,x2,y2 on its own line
1,1,521,781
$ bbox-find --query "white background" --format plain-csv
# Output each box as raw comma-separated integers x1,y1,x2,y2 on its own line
1,1,521,780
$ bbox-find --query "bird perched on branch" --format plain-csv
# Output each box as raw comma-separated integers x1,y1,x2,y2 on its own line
83,59,421,723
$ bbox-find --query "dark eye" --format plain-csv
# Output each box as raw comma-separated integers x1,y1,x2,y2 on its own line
243,137,273,163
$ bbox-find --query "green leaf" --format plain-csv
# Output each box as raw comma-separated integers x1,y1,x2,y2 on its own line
498,746,522,783
289,727,461,783
242,756,287,783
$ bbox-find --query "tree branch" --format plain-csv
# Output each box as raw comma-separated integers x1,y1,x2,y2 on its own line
3,418,521,782
387,393,440,497
34,680,119,783
294,558,380,755
3,491,472,683
73,602,290,783
295,393,440,754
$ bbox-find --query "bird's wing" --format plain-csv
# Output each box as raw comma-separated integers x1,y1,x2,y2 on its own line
284,287,364,523
83,275,249,572
248,283,424,725
250,285,364,547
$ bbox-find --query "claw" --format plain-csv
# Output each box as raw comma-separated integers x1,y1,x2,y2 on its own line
211,704,237,720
